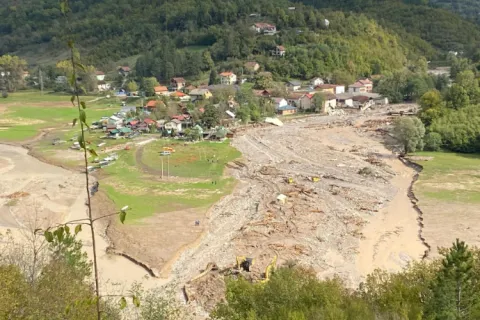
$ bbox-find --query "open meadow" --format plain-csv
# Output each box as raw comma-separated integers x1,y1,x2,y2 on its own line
413,151,480,256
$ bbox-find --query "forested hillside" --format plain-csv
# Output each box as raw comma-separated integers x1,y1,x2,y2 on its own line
429,0,480,23
299,0,480,56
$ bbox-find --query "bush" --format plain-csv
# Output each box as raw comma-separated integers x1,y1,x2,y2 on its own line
424,132,442,151
393,116,426,153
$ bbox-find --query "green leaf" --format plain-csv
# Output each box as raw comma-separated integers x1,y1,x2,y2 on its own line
72,118,77,127
64,225,70,235
74,224,82,235
79,109,86,124
75,62,86,72
67,40,74,49
119,297,127,310
69,74,76,87
65,305,70,315
132,295,140,308
56,227,65,242
44,231,54,243
80,101,86,109
70,95,75,106
77,135,85,149
119,211,126,224
88,148,98,157
60,1,67,14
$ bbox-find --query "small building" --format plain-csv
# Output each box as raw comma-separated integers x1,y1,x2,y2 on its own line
244,61,260,73
315,84,336,94
311,77,324,87
320,94,337,113
118,66,130,77
95,71,105,81
108,115,123,127
277,105,297,115
336,94,354,108
253,89,272,98
271,45,286,57
286,80,302,91
272,97,288,109
165,119,182,132
348,79,373,93
170,91,191,102
219,72,237,85
97,81,111,92
189,88,213,101
154,85,169,96
170,77,186,91
287,93,313,111
251,23,276,35
145,100,158,111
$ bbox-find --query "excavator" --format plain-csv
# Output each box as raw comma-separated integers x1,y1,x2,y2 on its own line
236,255,278,283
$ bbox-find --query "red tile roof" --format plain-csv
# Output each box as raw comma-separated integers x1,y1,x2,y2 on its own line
120,66,131,72
220,71,235,77
277,45,285,51
171,91,187,97
144,118,156,125
128,120,139,126
146,100,157,108
172,115,186,121
154,85,168,92
254,23,275,29
95,71,105,75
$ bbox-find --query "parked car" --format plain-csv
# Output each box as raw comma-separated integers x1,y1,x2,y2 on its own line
160,151,171,156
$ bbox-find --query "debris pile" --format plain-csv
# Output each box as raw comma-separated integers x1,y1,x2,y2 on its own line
2,191,30,199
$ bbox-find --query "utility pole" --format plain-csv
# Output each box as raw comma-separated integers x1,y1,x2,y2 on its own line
161,156,164,179
39,69,44,94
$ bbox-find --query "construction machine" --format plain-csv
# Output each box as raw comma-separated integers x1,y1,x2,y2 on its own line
236,256,255,272
260,255,278,283
286,177,294,184
310,176,320,182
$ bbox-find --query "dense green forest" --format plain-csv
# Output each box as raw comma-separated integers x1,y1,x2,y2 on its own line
299,0,480,57
429,0,480,23
1,0,480,81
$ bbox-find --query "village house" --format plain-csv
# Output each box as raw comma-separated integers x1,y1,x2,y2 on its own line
287,93,315,111
165,119,182,132
170,77,186,90
287,80,302,91
189,88,213,101
219,72,237,85
170,91,191,102
319,93,337,113
185,85,196,93
311,77,324,87
271,45,286,57
22,71,30,79
108,115,123,127
118,66,130,77
277,105,297,115
251,23,277,35
335,94,354,108
145,100,166,112
272,97,288,109
244,61,260,73
253,89,272,98
95,71,105,81
348,78,373,93
154,85,169,96
97,81,111,92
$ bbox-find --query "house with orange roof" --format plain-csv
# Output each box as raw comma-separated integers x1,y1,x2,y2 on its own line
154,85,169,96
170,77,186,90
219,72,237,85
348,78,373,93
170,91,191,102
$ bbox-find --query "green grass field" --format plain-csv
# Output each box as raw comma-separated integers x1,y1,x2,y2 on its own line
101,141,239,222
0,91,121,141
414,151,480,203
142,140,242,178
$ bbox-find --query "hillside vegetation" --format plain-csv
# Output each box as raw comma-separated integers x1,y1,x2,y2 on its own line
299,0,480,56
0,0,477,78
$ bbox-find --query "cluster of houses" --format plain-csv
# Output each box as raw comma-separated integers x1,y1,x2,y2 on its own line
252,76,387,115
